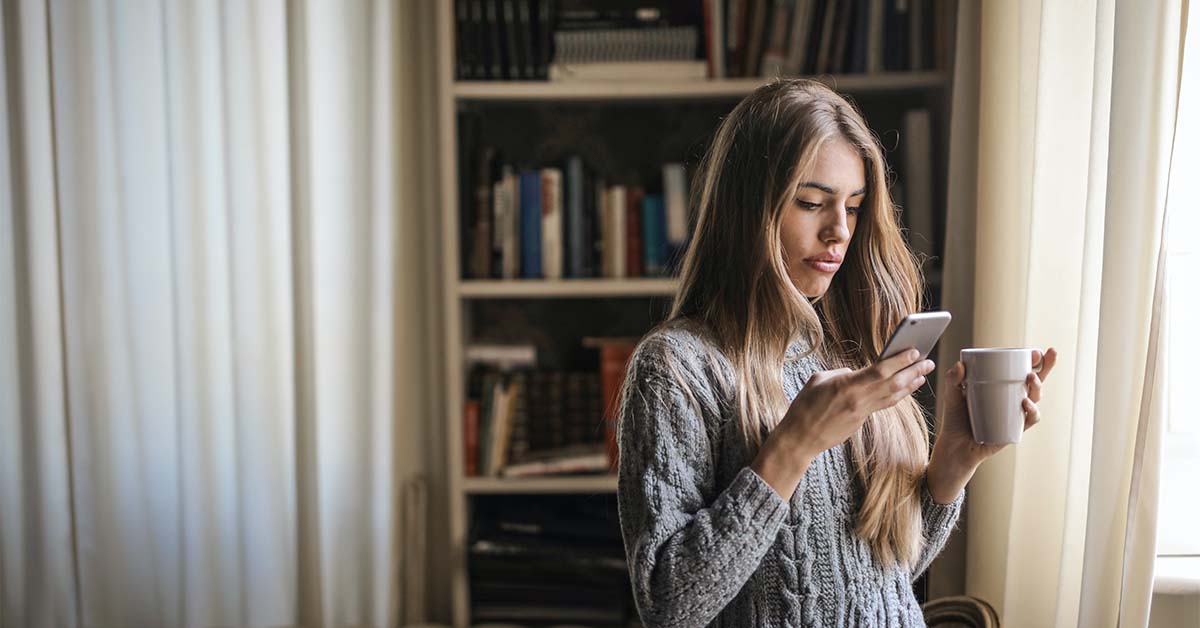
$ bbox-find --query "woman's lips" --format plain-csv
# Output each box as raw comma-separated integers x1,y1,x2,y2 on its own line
804,259,841,273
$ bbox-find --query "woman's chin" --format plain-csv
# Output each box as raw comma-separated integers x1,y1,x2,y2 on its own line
791,275,831,299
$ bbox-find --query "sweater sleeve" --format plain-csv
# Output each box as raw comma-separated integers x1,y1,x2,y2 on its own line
616,340,789,628
911,478,965,580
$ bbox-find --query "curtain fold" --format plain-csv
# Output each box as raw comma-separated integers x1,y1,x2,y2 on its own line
943,0,1187,626
0,1,433,626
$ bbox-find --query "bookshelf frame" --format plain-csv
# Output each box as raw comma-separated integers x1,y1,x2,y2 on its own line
435,3,957,625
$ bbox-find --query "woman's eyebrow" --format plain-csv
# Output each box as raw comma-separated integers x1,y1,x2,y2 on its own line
799,181,867,196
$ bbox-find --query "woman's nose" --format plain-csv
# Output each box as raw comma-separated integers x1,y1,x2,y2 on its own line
822,208,851,243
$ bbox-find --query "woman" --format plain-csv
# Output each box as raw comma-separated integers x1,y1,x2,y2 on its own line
616,79,1057,628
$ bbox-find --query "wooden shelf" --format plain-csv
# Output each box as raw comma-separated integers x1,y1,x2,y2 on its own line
454,72,949,102
459,278,678,299
463,475,618,495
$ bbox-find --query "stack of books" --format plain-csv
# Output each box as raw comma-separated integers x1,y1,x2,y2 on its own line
464,344,610,478
550,0,707,81
455,0,955,82
715,0,954,79
470,494,635,625
462,150,691,281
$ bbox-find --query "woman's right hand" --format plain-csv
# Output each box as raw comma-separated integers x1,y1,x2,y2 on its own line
751,349,934,498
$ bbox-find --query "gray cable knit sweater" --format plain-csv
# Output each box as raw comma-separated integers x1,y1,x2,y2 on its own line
616,324,964,628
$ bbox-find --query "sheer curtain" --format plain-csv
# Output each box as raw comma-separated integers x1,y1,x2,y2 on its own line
937,0,1188,626
0,1,436,626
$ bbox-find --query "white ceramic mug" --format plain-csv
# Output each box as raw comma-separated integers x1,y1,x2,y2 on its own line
960,348,1040,444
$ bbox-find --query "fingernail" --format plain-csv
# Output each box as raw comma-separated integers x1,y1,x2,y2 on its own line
909,349,920,360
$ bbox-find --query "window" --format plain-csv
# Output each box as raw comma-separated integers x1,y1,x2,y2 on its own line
1156,30,1199,557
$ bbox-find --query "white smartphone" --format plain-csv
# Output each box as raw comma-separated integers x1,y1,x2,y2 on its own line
879,311,953,362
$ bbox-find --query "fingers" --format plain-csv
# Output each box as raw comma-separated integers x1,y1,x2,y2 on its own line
881,358,935,406
870,348,924,381
1022,397,1041,430
1038,348,1058,381
1026,371,1043,403
808,367,854,387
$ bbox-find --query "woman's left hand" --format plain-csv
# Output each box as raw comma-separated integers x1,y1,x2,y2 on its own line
925,348,1058,502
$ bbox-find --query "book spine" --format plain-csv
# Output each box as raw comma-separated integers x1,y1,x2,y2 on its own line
485,0,504,79
642,195,665,276
520,170,543,278
456,0,472,79
464,399,481,476
564,156,586,278
600,343,637,471
535,0,553,79
759,0,793,77
662,163,689,246
471,0,489,78
503,0,522,79
592,178,606,278
727,0,747,77
609,186,626,278
472,147,496,278
517,0,537,78
541,168,563,280
508,172,521,278
626,186,643,278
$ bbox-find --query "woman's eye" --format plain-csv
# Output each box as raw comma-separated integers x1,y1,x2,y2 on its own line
847,206,861,215
794,199,820,209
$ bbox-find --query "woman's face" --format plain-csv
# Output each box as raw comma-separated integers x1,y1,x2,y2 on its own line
780,139,865,298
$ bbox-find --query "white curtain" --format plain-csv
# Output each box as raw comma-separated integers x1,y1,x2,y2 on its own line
0,1,435,626
937,0,1188,626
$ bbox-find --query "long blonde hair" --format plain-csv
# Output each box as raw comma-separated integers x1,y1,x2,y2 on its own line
666,79,929,568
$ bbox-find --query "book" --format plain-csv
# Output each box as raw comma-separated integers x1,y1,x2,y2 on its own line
498,167,520,278
883,0,910,71
703,0,726,78
626,185,645,277
485,0,505,78
583,337,638,471
726,0,747,77
486,377,521,476
803,0,829,74
606,185,627,278
464,399,481,476
465,343,538,369
540,168,563,279
741,0,768,76
815,0,841,73
662,162,689,247
500,0,521,78
500,443,610,477
470,0,489,78
472,147,497,279
642,194,666,275
478,373,502,474
564,155,587,278
548,59,708,81
866,0,885,73
455,0,473,79
759,0,793,77
782,0,814,75
517,0,536,78
519,170,543,278
592,176,606,278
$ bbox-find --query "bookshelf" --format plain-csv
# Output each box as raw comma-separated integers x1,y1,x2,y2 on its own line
459,278,678,298
453,71,948,101
435,3,958,626
464,475,619,495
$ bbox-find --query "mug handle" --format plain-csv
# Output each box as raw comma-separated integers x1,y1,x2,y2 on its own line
1032,349,1045,374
